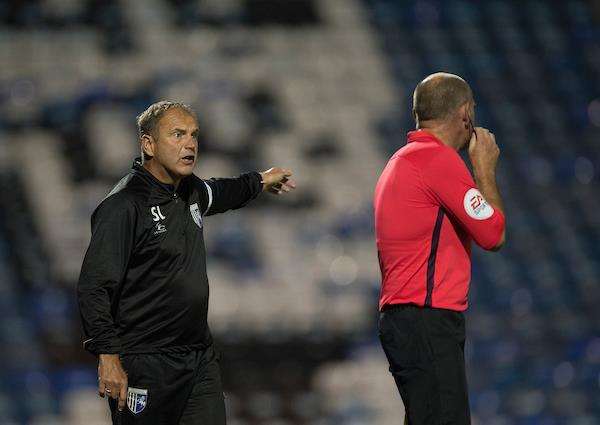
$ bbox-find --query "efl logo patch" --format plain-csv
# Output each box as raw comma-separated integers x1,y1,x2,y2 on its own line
190,203,203,228
463,188,494,220
127,387,148,415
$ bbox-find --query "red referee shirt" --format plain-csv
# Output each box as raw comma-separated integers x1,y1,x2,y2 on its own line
374,130,505,312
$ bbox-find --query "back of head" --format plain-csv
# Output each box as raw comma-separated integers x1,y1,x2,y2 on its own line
413,72,473,124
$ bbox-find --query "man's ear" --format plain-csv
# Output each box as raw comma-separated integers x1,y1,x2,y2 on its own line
141,134,155,158
460,103,470,130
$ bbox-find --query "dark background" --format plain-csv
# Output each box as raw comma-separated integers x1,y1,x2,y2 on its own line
0,0,599,424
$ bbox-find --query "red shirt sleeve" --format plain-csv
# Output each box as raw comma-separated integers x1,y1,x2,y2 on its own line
420,148,505,250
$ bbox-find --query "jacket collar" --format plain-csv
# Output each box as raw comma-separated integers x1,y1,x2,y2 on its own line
407,129,444,146
132,158,189,203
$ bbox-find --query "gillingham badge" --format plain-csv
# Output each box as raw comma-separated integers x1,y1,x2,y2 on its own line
127,387,148,415
190,203,203,228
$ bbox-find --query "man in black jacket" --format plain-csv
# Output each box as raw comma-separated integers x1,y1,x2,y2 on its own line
77,101,295,424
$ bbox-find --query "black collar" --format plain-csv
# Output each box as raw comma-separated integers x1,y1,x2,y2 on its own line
132,157,185,199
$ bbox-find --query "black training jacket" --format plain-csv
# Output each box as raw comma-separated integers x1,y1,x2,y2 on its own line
77,158,263,355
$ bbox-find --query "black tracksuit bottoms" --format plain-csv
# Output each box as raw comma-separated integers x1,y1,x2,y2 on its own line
109,345,226,425
378,304,471,425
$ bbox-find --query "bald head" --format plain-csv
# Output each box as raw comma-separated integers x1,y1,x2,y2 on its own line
413,73,473,123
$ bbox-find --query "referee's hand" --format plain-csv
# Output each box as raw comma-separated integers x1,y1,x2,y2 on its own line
259,167,296,195
98,354,128,412
468,127,499,177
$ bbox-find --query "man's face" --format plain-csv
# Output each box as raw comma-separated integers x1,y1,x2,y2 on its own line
459,100,476,150
148,108,199,180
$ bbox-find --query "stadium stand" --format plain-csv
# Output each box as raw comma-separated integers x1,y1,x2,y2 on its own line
0,0,598,423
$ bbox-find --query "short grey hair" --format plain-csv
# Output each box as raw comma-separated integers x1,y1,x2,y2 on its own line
136,101,197,162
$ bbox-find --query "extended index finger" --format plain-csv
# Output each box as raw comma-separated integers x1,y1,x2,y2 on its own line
281,179,296,190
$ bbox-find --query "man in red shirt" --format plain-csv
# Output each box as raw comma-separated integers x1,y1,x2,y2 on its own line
374,73,506,424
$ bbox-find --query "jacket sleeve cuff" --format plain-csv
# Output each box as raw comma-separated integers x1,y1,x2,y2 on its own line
249,171,264,195
83,337,122,355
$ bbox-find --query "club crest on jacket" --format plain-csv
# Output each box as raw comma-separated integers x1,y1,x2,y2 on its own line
190,203,203,228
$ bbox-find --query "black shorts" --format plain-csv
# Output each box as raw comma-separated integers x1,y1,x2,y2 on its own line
109,345,226,425
378,304,470,425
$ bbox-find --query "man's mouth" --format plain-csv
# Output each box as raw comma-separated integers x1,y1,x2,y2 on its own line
181,155,195,164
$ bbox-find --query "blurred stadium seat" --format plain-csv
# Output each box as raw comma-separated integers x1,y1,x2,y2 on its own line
0,0,598,423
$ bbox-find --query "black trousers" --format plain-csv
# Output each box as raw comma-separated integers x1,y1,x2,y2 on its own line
378,304,470,425
109,345,226,425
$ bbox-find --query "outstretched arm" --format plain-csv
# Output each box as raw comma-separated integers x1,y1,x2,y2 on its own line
197,168,296,216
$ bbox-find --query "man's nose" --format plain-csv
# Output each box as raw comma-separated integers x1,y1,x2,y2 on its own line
184,136,197,150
